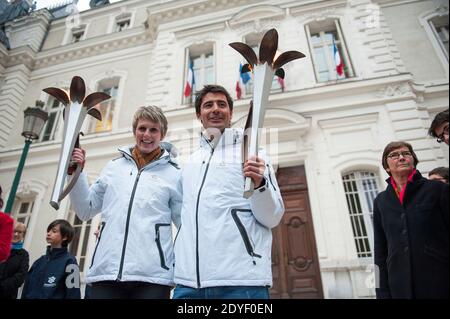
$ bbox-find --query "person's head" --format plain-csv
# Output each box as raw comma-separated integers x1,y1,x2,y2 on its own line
382,141,419,177
428,109,449,145
132,106,168,154
12,221,26,244
195,85,234,132
428,167,449,183
46,219,74,248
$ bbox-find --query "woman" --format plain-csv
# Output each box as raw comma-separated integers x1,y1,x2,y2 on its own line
0,221,29,299
70,106,181,299
374,141,448,299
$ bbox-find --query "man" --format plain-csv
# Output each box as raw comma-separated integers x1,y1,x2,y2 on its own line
173,85,285,299
428,167,449,183
0,221,29,299
428,109,449,145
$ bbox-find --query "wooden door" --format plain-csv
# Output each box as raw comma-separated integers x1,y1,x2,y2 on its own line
270,166,324,299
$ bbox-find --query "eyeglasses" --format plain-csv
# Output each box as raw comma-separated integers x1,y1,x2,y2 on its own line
436,124,449,144
387,151,413,160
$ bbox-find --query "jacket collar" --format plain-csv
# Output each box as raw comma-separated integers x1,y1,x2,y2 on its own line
118,145,171,169
385,169,422,185
385,170,425,205
45,246,68,259
199,128,242,150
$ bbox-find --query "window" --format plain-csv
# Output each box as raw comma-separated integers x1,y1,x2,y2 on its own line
67,206,93,273
306,19,354,83
242,33,283,97
40,97,64,142
89,78,119,133
184,43,215,104
71,25,85,43
72,31,84,43
12,199,35,228
114,12,132,33
116,20,130,32
429,14,449,60
342,171,380,258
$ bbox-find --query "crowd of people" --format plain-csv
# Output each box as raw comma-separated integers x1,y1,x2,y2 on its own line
0,86,448,299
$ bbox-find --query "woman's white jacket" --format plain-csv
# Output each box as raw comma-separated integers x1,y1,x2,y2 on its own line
69,145,182,285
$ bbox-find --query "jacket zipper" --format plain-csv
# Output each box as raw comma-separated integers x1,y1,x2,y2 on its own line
116,159,142,281
266,164,277,191
115,150,165,281
231,209,262,265
195,145,215,288
155,223,171,270
89,221,106,269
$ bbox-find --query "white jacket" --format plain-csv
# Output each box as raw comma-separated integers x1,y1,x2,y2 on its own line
174,128,285,288
69,145,182,285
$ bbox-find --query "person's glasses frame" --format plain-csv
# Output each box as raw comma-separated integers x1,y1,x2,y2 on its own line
387,151,413,160
436,124,449,144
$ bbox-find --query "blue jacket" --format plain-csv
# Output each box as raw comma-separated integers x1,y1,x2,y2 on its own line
22,246,81,299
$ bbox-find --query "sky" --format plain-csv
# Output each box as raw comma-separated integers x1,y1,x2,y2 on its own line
35,0,122,12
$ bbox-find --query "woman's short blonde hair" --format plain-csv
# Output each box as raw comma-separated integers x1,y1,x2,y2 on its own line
132,106,168,138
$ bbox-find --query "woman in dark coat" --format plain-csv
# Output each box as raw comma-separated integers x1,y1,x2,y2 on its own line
374,141,448,299
0,221,29,299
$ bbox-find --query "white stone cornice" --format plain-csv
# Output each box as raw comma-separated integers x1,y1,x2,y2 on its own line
30,43,152,80
374,0,426,8
33,27,150,69
228,4,285,27
173,21,226,39
289,0,348,17
4,46,36,69
145,0,263,37
160,73,419,124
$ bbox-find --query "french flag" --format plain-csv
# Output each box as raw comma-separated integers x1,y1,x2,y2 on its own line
333,39,344,76
184,61,195,97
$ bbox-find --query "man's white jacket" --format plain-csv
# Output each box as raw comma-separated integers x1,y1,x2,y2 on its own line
174,128,285,288
70,145,182,285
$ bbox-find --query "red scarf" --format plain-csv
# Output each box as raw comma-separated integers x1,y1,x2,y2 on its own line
390,169,416,204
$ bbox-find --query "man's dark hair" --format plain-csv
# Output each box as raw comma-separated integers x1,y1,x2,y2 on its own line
428,167,449,183
47,219,75,247
428,109,449,138
194,85,233,115
382,141,419,175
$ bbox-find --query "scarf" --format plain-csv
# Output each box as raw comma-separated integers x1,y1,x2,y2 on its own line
11,241,23,250
390,169,417,205
131,146,162,170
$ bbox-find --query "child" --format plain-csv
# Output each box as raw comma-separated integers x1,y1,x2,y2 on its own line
22,219,81,299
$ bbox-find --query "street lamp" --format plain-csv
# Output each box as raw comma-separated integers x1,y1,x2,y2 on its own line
4,101,48,214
